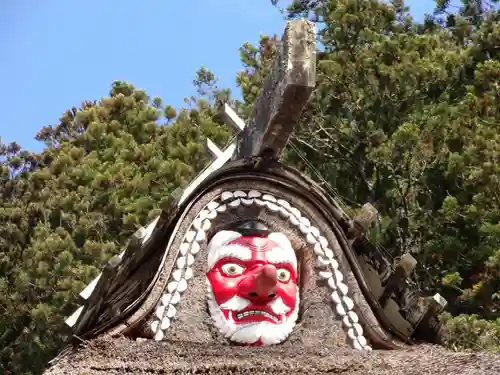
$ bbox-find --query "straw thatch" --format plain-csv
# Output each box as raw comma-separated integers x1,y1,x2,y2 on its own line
44,335,499,375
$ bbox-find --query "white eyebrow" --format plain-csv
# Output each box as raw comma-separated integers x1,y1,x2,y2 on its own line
207,244,252,269
265,247,297,270
267,232,297,270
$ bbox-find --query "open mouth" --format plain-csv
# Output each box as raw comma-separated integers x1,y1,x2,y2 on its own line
234,310,281,323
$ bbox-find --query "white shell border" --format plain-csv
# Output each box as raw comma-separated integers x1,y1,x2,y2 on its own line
149,189,372,351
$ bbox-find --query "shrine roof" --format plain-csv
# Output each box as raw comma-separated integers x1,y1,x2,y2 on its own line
44,335,500,375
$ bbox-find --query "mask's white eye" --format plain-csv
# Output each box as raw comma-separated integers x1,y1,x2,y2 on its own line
277,268,291,282
221,263,245,276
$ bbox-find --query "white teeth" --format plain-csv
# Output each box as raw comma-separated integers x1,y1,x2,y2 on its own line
241,198,254,206
290,216,300,226
235,310,279,322
228,199,241,208
262,194,276,202
207,210,217,219
248,190,261,198
221,191,233,201
186,254,195,266
233,190,247,198
172,269,182,281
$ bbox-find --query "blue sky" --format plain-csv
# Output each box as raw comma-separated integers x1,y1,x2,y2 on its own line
1,0,436,152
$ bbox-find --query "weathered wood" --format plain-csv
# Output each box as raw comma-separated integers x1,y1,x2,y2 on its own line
348,203,378,241
179,143,237,204
235,20,316,160
217,103,246,133
204,139,223,159
379,253,417,307
71,254,122,334
415,293,447,329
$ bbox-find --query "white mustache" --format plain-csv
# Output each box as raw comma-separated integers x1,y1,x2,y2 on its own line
219,294,291,315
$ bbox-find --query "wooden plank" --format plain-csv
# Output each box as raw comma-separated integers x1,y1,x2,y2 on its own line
179,143,236,204
217,103,246,133
204,139,223,159
379,254,417,307
71,254,123,334
235,19,316,160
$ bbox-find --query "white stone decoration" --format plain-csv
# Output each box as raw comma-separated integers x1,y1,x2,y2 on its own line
149,189,372,351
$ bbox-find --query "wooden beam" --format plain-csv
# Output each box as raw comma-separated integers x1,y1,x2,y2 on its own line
204,139,223,159
235,19,316,160
348,202,378,241
379,253,417,307
179,143,237,205
217,103,246,133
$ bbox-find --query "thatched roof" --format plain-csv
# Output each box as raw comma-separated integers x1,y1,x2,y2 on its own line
44,336,499,375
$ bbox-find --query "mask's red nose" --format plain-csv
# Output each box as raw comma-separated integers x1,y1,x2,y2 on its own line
239,264,278,303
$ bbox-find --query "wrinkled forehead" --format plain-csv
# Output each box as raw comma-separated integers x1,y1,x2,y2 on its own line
206,230,297,270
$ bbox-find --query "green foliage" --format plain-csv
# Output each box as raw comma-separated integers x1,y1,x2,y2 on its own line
0,78,230,374
2,0,500,372
264,0,500,349
441,312,500,352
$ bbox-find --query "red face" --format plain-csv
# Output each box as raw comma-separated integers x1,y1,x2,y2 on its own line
206,231,299,345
